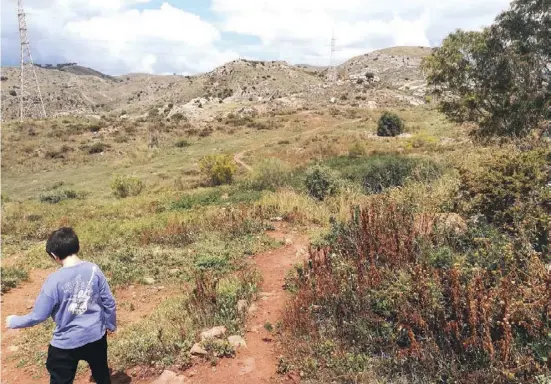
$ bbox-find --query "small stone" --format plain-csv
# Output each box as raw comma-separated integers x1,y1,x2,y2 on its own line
190,343,208,356
237,299,248,314
270,217,283,222
8,345,19,352
26,304,33,310
284,238,292,245
227,335,247,348
143,277,155,285
168,268,180,275
200,326,226,341
248,303,258,314
151,369,187,384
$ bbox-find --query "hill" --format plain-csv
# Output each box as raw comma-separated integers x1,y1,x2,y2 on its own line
0,46,431,122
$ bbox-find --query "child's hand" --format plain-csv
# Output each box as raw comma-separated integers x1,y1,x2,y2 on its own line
5,315,16,329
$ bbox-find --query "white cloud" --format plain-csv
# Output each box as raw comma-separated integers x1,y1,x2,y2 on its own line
1,1,238,75
1,0,512,74
211,0,512,65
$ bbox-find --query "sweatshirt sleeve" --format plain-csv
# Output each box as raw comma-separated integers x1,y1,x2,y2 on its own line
98,269,116,331
8,287,56,329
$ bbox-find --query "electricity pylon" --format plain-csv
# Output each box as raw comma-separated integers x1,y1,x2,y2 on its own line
18,0,47,121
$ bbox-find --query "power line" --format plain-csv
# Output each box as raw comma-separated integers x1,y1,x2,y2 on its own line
17,0,47,121
325,28,341,84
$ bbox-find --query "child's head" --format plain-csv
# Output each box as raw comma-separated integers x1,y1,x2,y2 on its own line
46,227,80,261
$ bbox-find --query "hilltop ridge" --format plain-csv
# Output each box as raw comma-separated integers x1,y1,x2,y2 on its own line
0,46,432,121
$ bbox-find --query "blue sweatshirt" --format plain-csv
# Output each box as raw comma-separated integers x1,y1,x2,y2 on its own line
7,261,116,349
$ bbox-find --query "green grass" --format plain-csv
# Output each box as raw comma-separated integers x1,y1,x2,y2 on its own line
1,266,29,293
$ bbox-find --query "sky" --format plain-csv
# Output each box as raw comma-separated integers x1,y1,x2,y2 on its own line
1,0,513,75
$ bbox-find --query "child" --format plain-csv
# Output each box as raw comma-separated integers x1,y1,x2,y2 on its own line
5,227,116,384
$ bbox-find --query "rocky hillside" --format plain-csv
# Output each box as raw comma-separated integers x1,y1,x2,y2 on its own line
0,46,431,122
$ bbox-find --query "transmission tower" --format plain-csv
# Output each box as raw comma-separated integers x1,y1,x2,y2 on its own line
327,29,341,84
18,0,47,121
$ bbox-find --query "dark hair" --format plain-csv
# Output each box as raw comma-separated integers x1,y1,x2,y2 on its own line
46,227,80,259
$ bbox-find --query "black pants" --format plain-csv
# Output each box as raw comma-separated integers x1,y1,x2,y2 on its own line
46,333,111,384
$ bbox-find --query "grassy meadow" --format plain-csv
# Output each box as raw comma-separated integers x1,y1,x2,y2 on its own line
2,105,549,382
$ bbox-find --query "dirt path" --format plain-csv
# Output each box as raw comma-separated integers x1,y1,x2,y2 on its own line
234,151,253,172
179,225,308,384
1,269,54,384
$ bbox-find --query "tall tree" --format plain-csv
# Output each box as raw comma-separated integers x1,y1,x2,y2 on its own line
422,0,550,140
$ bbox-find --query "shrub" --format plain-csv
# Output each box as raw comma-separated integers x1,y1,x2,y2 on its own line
377,111,404,137
304,165,340,201
284,200,551,383
175,139,191,148
348,141,367,158
199,154,237,186
456,149,550,253
325,155,444,194
39,189,78,204
88,142,108,154
111,176,144,198
1,267,29,293
9,89,16,96
1,76,8,81
248,158,291,191
171,113,186,122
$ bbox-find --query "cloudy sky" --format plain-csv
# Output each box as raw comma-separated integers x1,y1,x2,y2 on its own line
1,0,512,75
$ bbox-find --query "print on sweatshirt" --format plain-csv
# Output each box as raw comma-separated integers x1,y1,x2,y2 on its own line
63,265,98,315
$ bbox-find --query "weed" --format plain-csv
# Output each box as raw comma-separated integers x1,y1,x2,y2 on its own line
247,158,292,191
39,189,78,204
111,176,144,198
1,267,29,293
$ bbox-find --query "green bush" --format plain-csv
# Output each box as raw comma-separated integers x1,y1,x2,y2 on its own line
457,149,550,253
199,154,237,186
1,267,29,293
377,111,404,137
111,176,144,198
171,188,263,210
171,189,222,210
348,141,367,158
324,155,444,194
248,158,291,191
39,189,78,204
304,165,340,201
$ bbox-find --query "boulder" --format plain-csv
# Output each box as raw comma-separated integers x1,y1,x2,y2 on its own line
151,370,186,384
190,343,208,356
228,335,247,348
143,277,155,285
237,299,248,314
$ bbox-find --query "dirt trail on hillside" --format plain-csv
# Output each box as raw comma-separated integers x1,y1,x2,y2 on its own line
179,226,308,384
